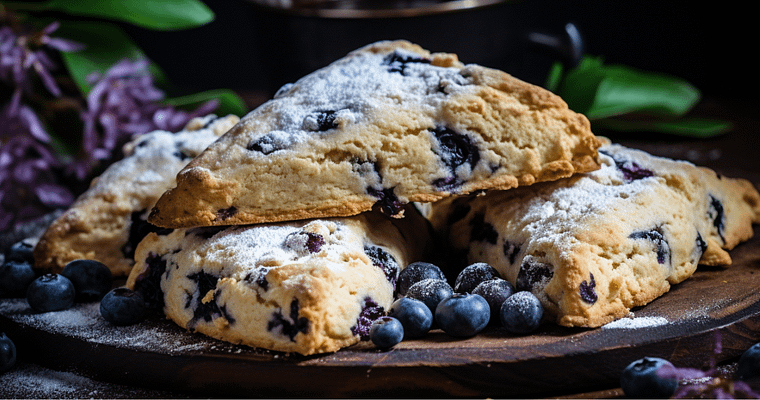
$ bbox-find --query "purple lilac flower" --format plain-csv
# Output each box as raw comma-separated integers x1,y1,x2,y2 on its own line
73,58,218,180
0,22,84,115
1,103,74,231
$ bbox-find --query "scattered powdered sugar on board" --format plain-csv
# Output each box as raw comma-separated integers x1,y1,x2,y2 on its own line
0,298,236,355
601,315,669,329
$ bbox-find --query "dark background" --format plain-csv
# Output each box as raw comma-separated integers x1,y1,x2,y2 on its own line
124,0,755,105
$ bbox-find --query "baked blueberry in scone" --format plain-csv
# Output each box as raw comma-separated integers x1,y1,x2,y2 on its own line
33,115,240,276
148,40,601,229
429,140,760,328
126,206,432,355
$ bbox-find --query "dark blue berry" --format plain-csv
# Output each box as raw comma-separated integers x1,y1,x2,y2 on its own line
370,316,404,349
619,357,678,398
388,297,433,339
579,273,597,304
383,51,431,74
396,262,446,297
364,245,400,289
123,211,173,259
26,273,75,313
516,259,553,292
186,271,235,327
503,240,522,265
0,332,16,373
267,298,308,341
600,150,654,182
472,279,515,323
629,228,670,265
500,291,543,334
285,231,325,254
367,187,404,216
737,342,760,381
5,240,34,264
100,287,147,326
708,195,726,243
454,262,500,294
351,297,384,340
247,134,286,154
468,213,498,244
435,293,490,337
0,260,36,298
314,110,339,131
431,126,480,190
61,259,113,302
132,253,167,309
405,278,454,315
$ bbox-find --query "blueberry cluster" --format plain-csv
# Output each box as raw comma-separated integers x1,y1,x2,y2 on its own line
0,241,146,327
368,260,545,349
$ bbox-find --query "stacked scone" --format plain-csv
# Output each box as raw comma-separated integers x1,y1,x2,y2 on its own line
33,40,760,355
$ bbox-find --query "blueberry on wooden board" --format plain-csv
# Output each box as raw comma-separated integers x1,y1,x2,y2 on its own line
0,332,16,373
737,342,760,381
0,259,36,298
454,262,500,294
500,291,543,334
619,357,678,398
370,316,404,349
473,279,515,323
26,273,75,313
405,278,453,315
435,293,490,338
100,287,147,326
396,261,446,298
61,259,112,302
4,240,34,265
388,297,433,339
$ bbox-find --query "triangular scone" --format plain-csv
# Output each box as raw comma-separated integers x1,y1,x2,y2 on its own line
33,115,239,276
428,140,760,328
148,40,601,229
127,206,432,355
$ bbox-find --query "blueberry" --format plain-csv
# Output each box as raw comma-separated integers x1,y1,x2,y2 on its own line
364,245,400,289
367,187,405,216
435,293,490,337
579,273,598,304
396,262,446,297
500,291,543,334
61,259,113,302
468,213,498,244
600,150,654,182
516,259,553,292
472,279,515,323
454,262,500,294
267,298,308,341
388,297,433,339
100,287,147,326
370,316,404,349
629,228,670,265
619,357,678,398
431,126,480,190
0,332,16,373
5,240,34,264
0,260,36,298
708,195,726,243
351,297,384,339
122,211,173,259
737,342,760,381
26,274,75,313
405,278,454,314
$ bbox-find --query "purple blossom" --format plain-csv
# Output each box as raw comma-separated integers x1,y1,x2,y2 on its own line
1,103,74,231
0,22,84,115
73,58,218,180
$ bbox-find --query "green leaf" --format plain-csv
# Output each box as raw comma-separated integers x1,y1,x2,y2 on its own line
42,0,214,31
594,117,733,138
54,21,167,95
163,89,249,117
556,56,702,120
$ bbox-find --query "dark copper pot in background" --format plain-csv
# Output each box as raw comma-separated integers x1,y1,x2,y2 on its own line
243,0,582,94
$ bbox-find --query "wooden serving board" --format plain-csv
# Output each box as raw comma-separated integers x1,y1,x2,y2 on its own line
2,225,760,398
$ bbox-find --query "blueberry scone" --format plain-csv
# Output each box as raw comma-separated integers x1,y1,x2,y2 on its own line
126,206,432,355
148,40,600,229
429,140,760,327
33,115,240,276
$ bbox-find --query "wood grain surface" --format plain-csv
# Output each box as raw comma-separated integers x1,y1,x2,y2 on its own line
3,225,759,398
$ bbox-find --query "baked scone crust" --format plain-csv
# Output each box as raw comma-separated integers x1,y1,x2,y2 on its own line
149,40,600,229
126,207,432,355
429,140,760,327
33,115,239,276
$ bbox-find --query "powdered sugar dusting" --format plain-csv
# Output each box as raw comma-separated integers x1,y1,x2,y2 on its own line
602,315,669,329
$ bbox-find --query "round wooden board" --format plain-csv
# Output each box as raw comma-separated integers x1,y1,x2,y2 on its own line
2,226,760,398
